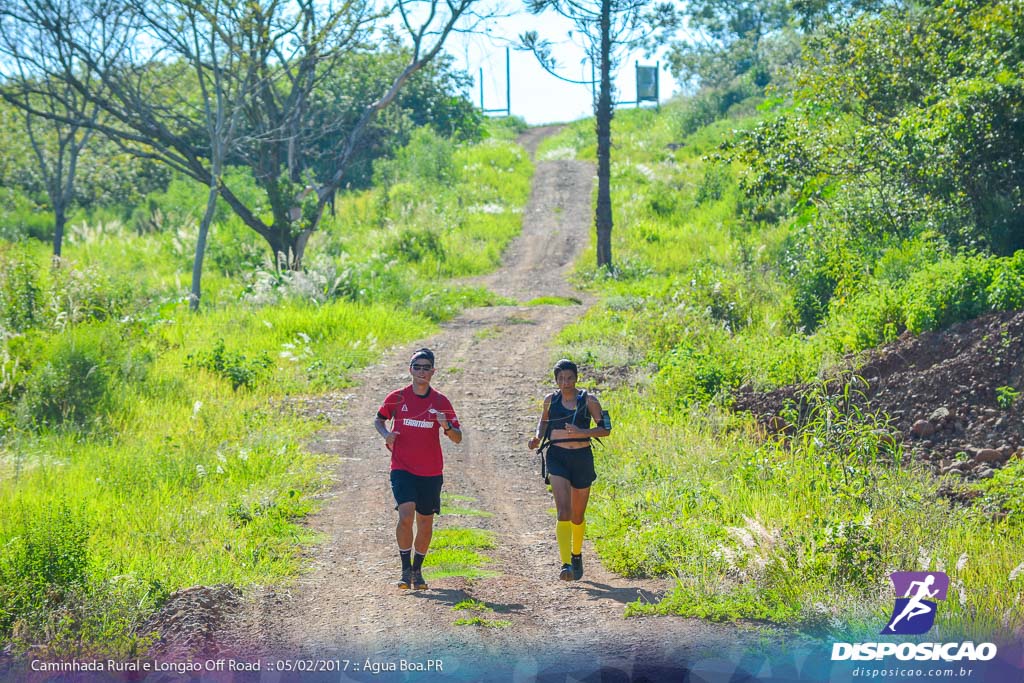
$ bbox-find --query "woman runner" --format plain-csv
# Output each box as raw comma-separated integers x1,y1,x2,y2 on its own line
527,359,610,581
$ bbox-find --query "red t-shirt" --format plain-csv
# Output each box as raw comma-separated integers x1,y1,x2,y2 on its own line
377,385,459,477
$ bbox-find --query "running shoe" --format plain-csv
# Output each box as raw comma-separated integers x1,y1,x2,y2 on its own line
559,563,573,581
411,569,428,590
398,568,412,589
571,553,583,581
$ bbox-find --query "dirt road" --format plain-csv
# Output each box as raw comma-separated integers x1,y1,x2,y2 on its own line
215,127,753,681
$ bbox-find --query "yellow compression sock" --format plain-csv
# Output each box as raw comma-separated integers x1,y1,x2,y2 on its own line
571,521,585,555
556,521,572,564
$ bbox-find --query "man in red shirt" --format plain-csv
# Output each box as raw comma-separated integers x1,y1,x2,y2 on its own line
374,348,462,590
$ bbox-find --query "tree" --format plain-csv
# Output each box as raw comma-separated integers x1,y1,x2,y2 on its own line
132,0,252,310
0,0,113,258
728,0,1024,328
522,0,676,269
668,0,788,90
666,0,892,92
1,0,487,273
304,43,483,191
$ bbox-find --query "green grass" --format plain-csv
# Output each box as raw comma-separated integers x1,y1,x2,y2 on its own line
441,492,494,516
473,326,500,341
524,296,582,306
423,500,498,581
0,296,431,655
441,493,478,503
423,548,498,581
451,595,512,629
453,616,512,628
443,506,494,518
452,598,493,611
430,528,496,551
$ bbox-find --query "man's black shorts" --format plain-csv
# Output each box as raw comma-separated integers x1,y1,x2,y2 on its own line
390,469,443,515
545,445,597,489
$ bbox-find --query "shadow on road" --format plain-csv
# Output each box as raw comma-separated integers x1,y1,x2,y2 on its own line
577,581,664,606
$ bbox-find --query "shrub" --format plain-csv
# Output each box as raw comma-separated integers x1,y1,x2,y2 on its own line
15,327,113,431
185,338,272,391
793,257,840,333
695,162,733,205
388,227,446,263
902,256,993,333
374,127,455,189
873,232,949,286
206,219,266,276
986,252,1024,311
47,262,135,327
821,283,903,353
974,456,1024,519
0,188,54,243
646,181,684,218
825,517,885,590
0,246,42,334
0,502,90,636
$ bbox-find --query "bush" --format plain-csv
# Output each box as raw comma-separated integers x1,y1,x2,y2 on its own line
902,256,993,333
986,252,1024,311
820,283,903,353
48,262,135,327
975,457,1024,519
0,501,161,656
388,227,446,263
825,518,884,590
0,502,90,636
695,163,733,205
185,338,272,391
206,219,265,276
0,246,42,334
0,188,54,243
646,181,685,218
374,127,455,190
483,116,529,141
15,327,113,431
792,255,841,333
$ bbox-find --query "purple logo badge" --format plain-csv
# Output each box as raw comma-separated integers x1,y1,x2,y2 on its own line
882,571,949,635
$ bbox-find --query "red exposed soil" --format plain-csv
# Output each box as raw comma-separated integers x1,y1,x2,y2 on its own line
733,310,1024,489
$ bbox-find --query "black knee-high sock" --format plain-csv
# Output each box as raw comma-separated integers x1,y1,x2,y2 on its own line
400,548,412,571
412,551,426,571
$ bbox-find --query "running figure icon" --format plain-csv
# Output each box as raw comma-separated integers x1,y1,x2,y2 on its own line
882,571,949,635
886,575,938,631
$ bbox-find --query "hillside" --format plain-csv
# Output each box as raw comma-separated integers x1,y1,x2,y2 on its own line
736,309,1024,498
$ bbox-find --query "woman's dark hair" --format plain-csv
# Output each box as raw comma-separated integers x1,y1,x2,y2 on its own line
552,358,577,379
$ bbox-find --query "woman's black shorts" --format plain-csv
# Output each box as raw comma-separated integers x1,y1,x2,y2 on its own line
545,445,597,489
390,469,443,515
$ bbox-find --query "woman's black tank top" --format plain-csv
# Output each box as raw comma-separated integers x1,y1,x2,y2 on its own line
547,391,592,432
